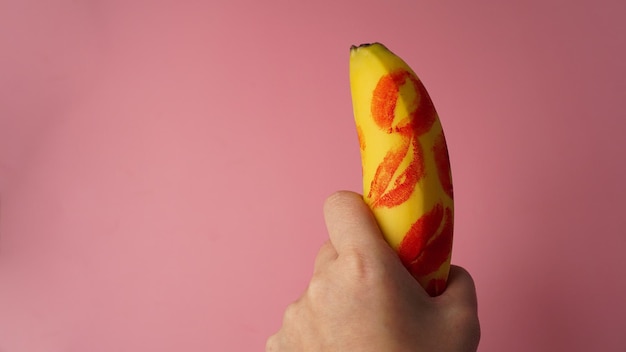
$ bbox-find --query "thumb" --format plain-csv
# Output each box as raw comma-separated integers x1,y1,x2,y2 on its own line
323,191,392,258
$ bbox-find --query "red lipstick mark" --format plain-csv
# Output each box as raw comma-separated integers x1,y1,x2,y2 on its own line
371,70,437,138
406,208,454,277
409,76,437,137
398,203,444,266
369,138,424,208
371,71,406,133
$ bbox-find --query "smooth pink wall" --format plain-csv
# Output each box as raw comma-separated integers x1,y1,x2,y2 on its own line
1,0,625,351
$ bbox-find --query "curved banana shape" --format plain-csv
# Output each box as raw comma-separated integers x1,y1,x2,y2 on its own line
349,43,454,296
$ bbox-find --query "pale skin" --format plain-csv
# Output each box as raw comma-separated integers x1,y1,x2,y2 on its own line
266,191,480,352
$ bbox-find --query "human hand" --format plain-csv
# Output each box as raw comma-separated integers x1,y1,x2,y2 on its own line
266,191,480,352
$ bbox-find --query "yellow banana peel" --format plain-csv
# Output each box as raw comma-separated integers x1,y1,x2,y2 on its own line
350,43,454,296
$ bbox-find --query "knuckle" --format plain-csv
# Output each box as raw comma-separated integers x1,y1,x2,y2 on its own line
313,241,335,272
265,334,277,351
306,273,327,303
340,248,374,280
446,304,480,335
282,301,300,324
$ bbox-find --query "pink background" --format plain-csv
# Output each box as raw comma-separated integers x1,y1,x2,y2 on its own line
1,0,625,351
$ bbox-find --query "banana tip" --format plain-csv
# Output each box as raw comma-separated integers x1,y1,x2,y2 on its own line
350,42,381,52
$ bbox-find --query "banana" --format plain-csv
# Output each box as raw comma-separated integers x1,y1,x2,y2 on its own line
349,43,454,296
